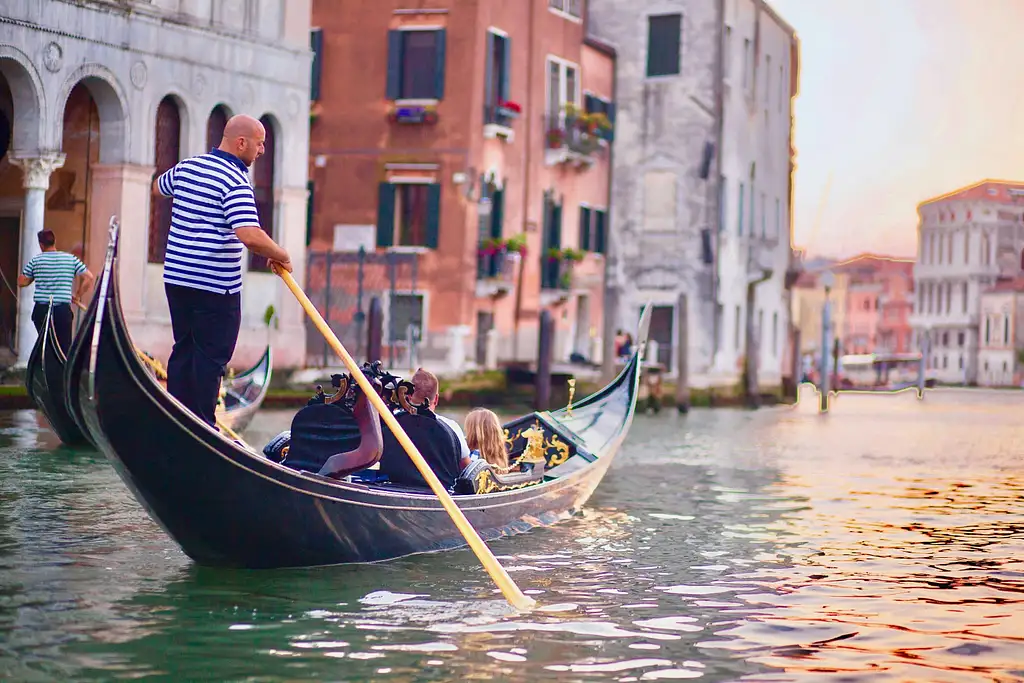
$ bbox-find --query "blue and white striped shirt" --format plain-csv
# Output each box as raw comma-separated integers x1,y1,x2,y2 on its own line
22,251,87,304
156,149,261,294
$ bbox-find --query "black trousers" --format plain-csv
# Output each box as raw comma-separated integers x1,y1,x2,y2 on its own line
165,284,241,429
31,302,73,357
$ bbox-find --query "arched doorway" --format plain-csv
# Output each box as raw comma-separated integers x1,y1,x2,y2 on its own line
47,83,99,261
249,114,277,272
206,104,230,151
0,72,18,356
148,96,182,263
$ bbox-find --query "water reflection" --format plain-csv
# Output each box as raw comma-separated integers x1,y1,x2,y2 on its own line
0,389,1022,681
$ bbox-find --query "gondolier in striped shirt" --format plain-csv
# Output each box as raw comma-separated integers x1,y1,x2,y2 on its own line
17,229,95,354
153,114,292,430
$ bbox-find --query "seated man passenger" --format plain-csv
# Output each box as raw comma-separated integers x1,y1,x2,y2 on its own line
378,368,465,490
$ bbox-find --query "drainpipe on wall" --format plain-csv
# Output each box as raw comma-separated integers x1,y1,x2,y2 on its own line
512,0,537,362
600,36,619,383
711,0,726,366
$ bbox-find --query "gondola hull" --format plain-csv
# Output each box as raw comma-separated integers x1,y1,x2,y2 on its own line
215,345,272,433
71,224,643,569
24,302,91,447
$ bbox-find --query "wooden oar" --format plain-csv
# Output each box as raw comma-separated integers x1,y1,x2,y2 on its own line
74,300,247,444
274,265,536,611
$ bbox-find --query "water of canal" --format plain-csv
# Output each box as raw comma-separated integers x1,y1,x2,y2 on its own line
1,388,1022,682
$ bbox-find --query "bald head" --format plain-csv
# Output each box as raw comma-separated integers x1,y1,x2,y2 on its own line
218,114,266,167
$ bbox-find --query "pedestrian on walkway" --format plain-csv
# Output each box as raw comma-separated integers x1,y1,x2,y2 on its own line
17,229,95,354
152,113,292,429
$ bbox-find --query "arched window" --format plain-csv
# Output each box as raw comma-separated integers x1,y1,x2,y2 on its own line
249,115,277,272
148,96,181,264
206,104,229,150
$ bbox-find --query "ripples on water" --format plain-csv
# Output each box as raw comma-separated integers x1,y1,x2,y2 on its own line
0,389,1022,681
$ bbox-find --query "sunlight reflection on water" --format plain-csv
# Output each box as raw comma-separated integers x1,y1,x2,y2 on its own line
0,389,1023,681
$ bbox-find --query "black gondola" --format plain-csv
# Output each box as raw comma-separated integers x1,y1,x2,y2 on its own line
24,300,91,447
68,224,648,569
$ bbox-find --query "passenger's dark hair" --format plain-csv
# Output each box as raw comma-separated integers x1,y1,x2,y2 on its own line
37,230,55,247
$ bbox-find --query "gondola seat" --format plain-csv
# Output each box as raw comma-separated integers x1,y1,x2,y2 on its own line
264,403,361,473
453,458,545,495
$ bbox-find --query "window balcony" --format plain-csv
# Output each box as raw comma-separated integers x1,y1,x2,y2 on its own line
476,248,521,298
543,110,611,168
387,103,438,126
483,102,520,142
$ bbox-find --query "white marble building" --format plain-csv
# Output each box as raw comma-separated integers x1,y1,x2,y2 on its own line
909,180,1024,384
587,0,798,390
0,0,312,368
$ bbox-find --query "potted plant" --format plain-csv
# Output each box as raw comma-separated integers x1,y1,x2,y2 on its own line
560,247,585,263
388,103,438,125
496,100,522,119
504,233,528,257
546,128,565,149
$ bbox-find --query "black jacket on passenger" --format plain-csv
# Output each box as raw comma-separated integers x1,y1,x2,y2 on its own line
378,409,462,490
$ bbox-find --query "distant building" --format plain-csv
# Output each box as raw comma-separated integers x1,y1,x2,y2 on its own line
833,255,914,354
977,277,1024,387
910,180,1024,384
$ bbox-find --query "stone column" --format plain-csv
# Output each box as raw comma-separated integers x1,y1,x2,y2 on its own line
274,185,310,368
89,164,156,324
10,152,66,366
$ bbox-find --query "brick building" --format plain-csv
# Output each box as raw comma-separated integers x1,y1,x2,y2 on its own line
307,0,615,371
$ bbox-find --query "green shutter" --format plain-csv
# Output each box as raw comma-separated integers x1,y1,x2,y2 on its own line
604,100,616,142
425,183,442,249
310,29,323,102
595,210,607,254
579,206,592,251
499,35,511,101
376,182,395,248
738,183,744,236
484,32,495,120
552,201,562,248
490,188,504,239
434,29,447,100
385,30,403,100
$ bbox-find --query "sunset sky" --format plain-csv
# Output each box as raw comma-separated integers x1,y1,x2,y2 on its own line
769,0,1024,260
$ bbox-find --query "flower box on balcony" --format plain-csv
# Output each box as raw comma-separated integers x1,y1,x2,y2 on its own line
496,100,522,120
388,104,438,125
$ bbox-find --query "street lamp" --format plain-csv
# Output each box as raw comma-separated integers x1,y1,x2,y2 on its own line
819,270,835,411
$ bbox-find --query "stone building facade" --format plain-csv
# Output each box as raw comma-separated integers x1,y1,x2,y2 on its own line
0,0,312,368
587,0,798,389
910,180,1024,384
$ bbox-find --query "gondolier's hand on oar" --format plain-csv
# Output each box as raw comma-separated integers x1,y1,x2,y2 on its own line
271,262,536,612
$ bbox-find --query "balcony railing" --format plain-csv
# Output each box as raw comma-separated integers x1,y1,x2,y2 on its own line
476,250,520,297
543,113,609,166
484,103,520,129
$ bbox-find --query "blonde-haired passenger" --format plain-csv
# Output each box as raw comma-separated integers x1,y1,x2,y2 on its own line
464,408,509,470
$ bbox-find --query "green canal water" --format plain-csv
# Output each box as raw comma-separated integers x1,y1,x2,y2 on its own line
1,389,1022,682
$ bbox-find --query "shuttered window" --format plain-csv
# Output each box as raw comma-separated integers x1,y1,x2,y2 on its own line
386,29,447,100
484,32,512,125
584,94,616,142
646,14,682,77
578,206,608,254
310,28,323,101
376,182,442,249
